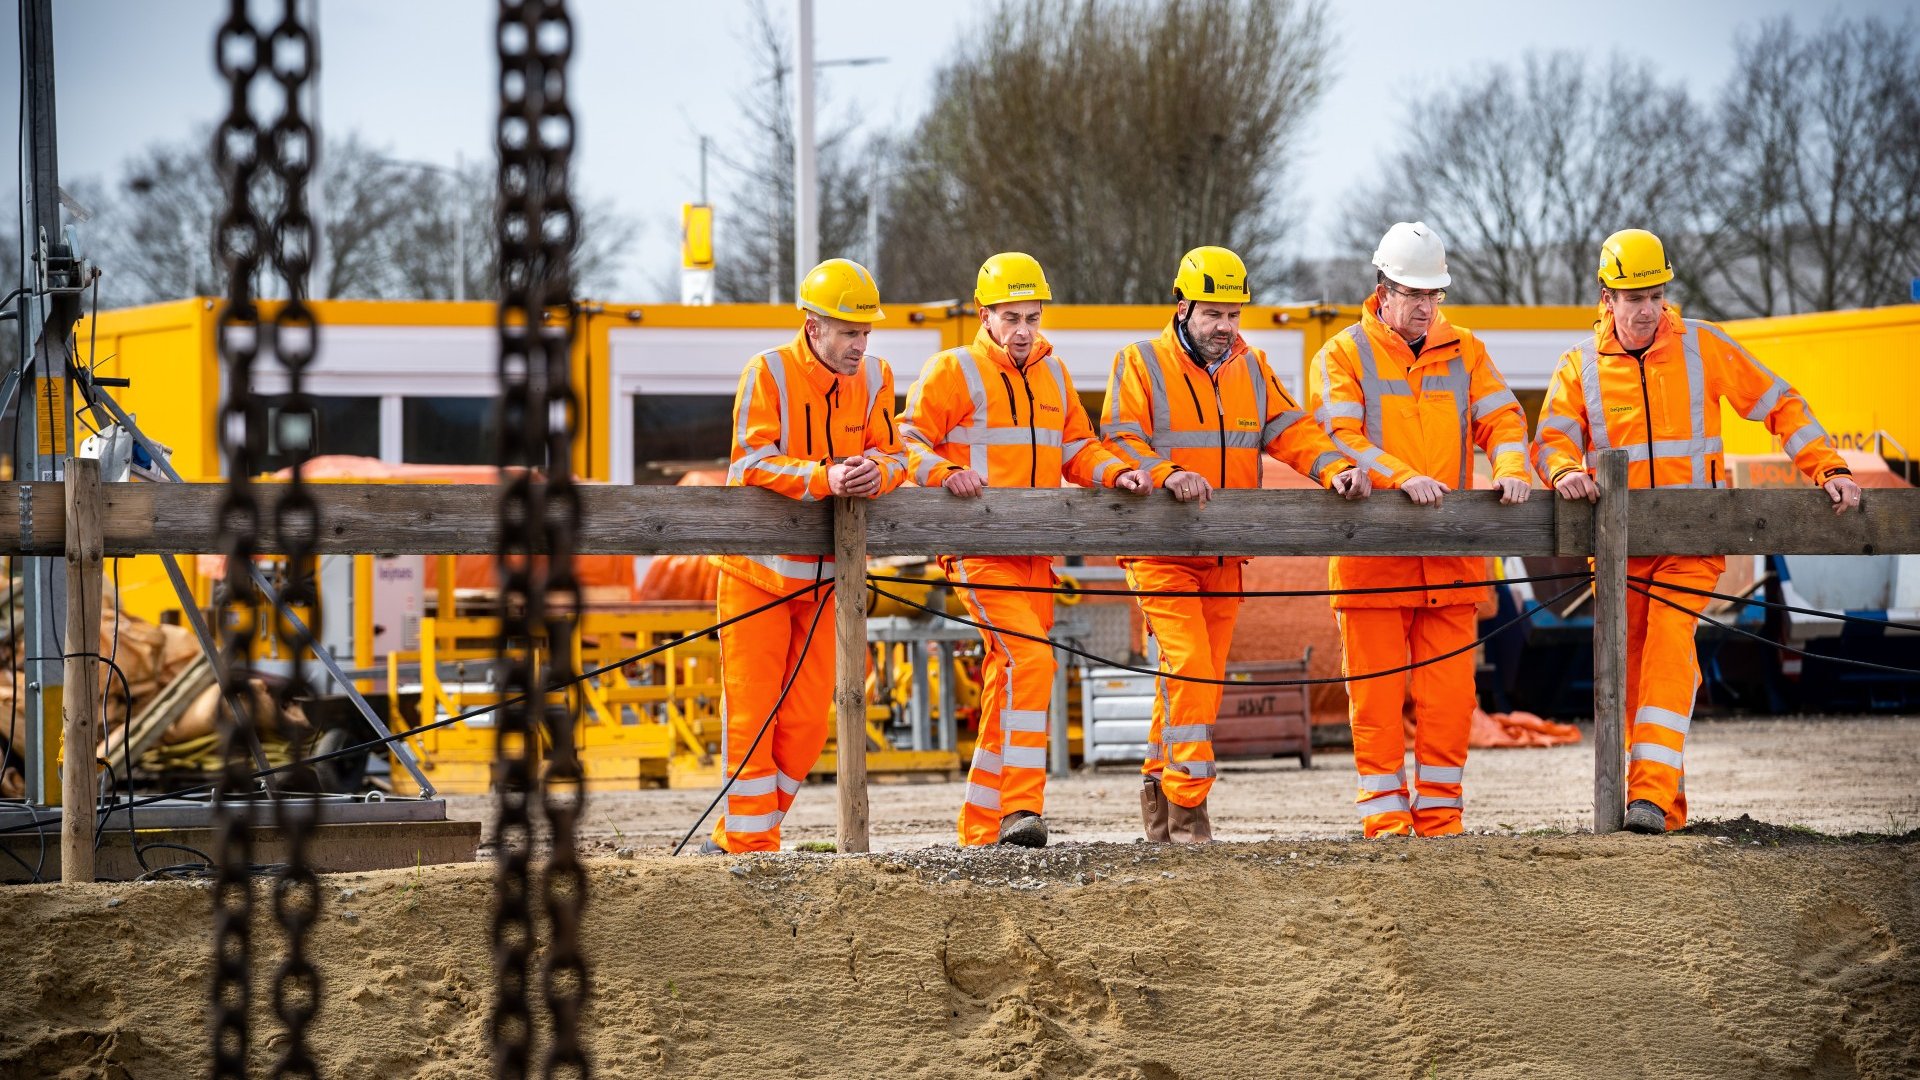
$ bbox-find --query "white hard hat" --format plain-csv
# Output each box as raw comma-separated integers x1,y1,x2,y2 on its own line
1371,221,1451,290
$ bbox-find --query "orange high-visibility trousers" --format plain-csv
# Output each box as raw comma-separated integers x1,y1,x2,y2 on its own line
1126,558,1242,809
709,572,836,853
1338,604,1477,837
947,555,1056,846
1623,554,1721,830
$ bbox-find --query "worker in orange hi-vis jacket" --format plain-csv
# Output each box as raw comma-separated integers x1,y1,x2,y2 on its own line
1307,222,1531,839
1101,245,1370,844
1534,228,1860,836
704,258,911,854
900,252,1153,848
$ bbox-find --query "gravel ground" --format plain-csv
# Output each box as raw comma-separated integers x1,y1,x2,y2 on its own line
442,715,1920,852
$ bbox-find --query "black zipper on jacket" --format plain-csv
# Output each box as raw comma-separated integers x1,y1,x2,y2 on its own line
1209,366,1228,487
1000,367,1038,486
1633,357,1657,489
804,404,813,457
822,383,837,463
1183,363,1230,564
1021,371,1038,486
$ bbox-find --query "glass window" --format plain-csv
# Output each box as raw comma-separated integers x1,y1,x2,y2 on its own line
259,394,380,473
402,397,496,465
632,394,732,484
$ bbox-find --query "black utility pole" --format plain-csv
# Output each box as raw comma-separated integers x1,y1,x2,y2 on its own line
15,0,87,805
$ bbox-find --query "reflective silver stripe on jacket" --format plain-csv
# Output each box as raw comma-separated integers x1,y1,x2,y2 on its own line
744,553,833,580
1153,430,1262,451
948,426,1065,447
949,348,993,474
1472,388,1519,419
1134,340,1173,435
1345,325,1474,488
729,350,791,484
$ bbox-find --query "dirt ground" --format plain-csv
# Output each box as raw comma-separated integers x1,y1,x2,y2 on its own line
455,716,1920,852
1,717,1916,1080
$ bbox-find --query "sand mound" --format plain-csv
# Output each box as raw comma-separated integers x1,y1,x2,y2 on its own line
2,835,1916,1079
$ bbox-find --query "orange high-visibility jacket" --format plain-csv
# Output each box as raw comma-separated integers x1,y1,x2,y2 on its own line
901,325,1132,489
715,331,910,593
1532,303,1848,491
1101,321,1352,489
1309,298,1529,608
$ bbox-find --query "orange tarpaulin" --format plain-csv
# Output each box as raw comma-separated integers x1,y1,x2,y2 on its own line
634,469,727,603
1402,709,1582,749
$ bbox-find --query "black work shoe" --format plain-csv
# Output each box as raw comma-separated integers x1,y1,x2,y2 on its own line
998,810,1049,848
1624,800,1667,835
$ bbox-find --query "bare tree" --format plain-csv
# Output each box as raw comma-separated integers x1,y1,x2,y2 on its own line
79,130,636,306
1333,51,1703,306
709,0,874,304
880,0,1329,305
1680,16,1920,318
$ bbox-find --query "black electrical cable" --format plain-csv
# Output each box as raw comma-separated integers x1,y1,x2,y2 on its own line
0,578,832,840
670,566,831,856
869,568,1590,601
868,577,1593,688
1630,583,1920,677
1,551,47,882
1630,575,1920,634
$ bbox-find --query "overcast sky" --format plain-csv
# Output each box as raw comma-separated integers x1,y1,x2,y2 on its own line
7,0,1909,301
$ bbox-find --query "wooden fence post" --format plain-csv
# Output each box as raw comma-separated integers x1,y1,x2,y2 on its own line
1592,449,1630,834
61,458,103,883
833,496,870,853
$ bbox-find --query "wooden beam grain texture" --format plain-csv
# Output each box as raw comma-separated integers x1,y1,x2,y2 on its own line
0,482,1913,558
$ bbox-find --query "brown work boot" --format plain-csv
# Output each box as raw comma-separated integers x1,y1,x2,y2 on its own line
998,811,1049,848
1140,776,1171,842
1167,798,1213,844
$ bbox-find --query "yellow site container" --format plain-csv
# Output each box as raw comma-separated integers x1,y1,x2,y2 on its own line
1719,304,1920,461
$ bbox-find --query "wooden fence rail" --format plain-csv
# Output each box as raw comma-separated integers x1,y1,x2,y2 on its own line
10,451,1918,848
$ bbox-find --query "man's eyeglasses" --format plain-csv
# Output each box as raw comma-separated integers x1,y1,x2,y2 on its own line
1384,284,1446,306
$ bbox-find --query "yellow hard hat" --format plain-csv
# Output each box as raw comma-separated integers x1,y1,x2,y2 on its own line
975,251,1052,307
1173,246,1250,303
1596,229,1673,289
797,258,884,323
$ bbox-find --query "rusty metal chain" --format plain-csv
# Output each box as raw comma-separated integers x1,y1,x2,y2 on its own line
494,2,589,1075
528,1,589,1074
211,1,265,1075
263,0,324,1075
491,2,543,1075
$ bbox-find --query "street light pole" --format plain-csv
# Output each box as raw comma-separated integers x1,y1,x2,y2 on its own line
793,0,818,292
452,149,465,303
